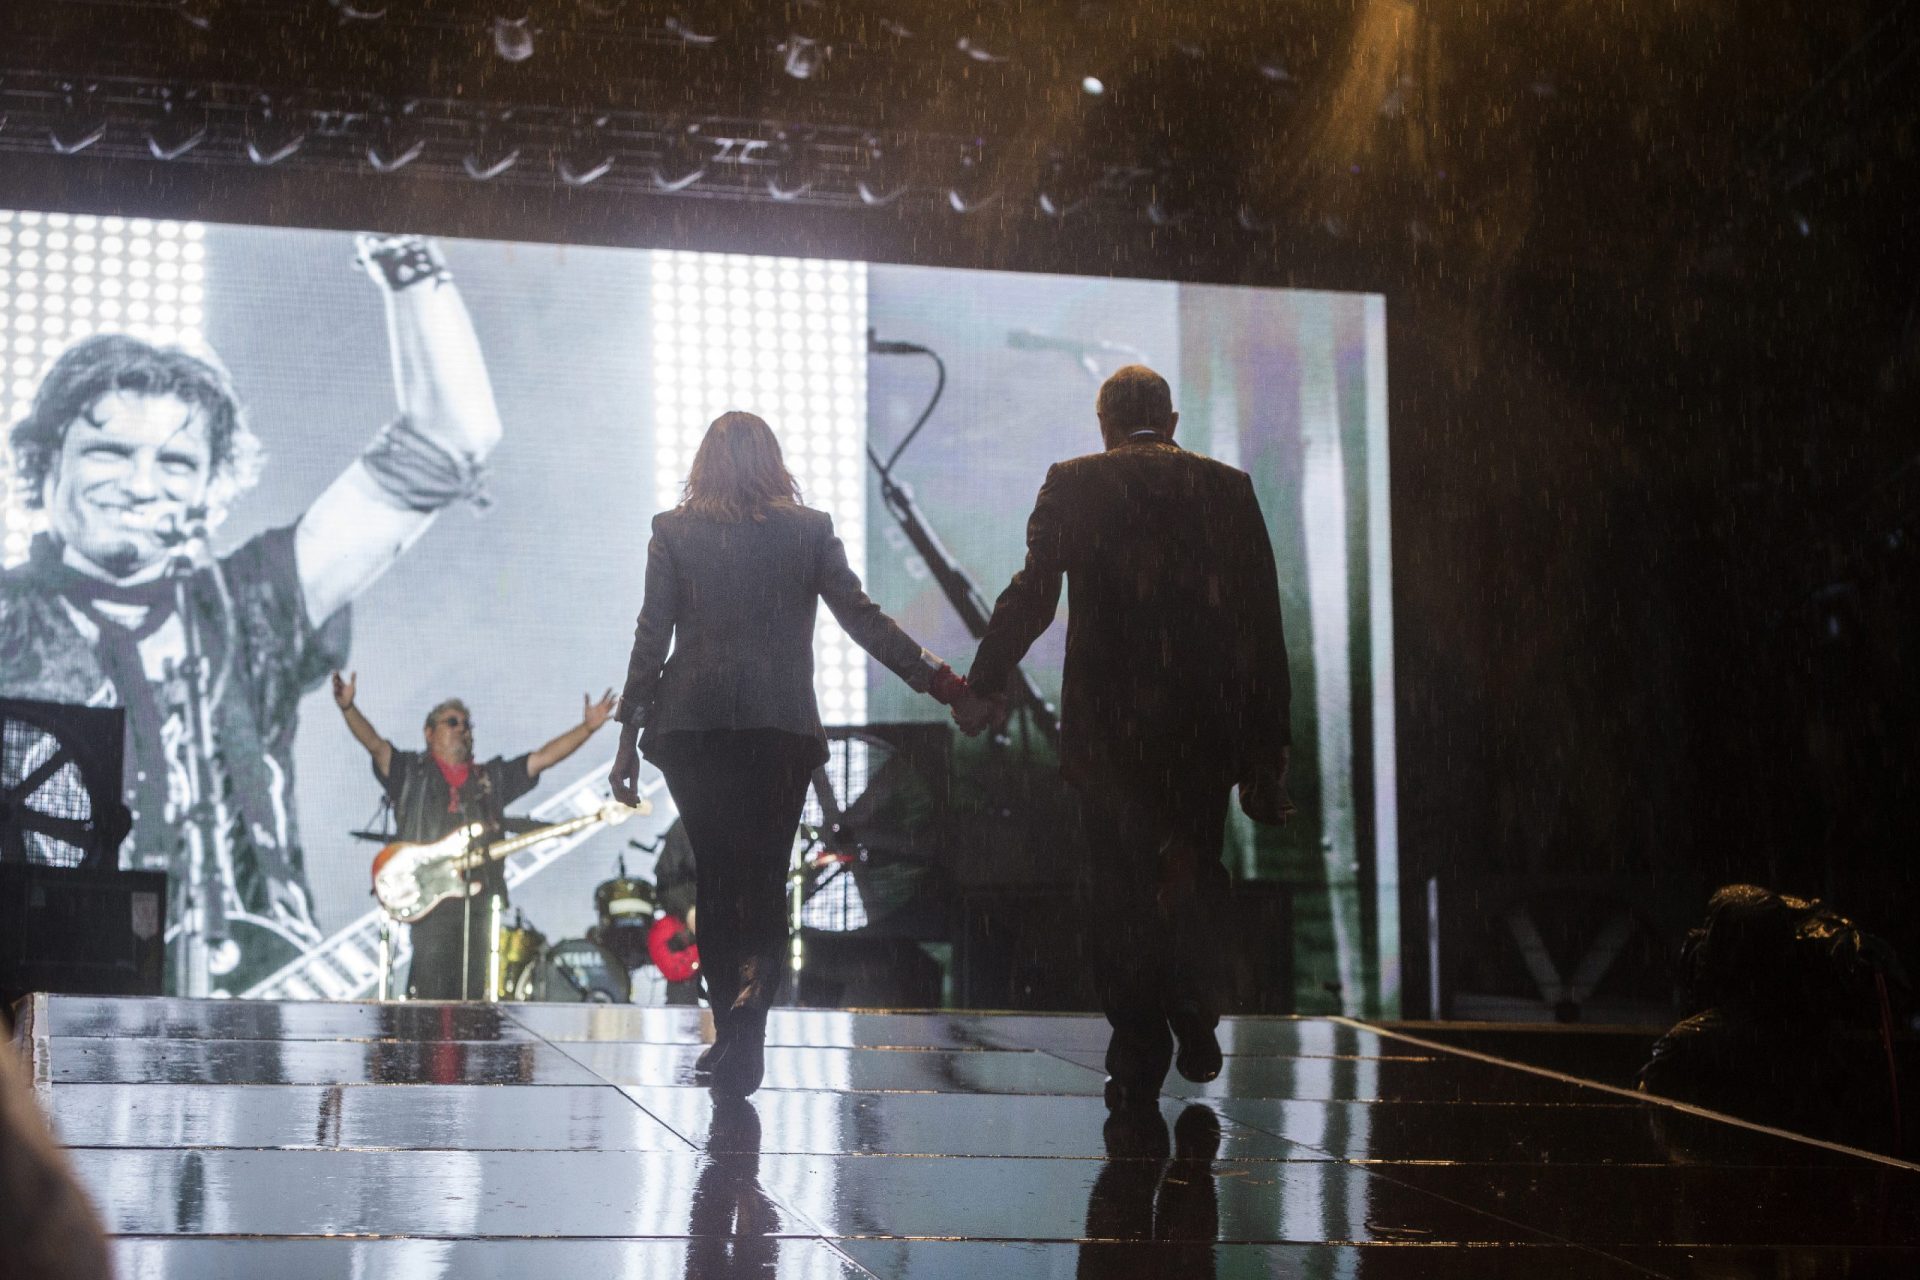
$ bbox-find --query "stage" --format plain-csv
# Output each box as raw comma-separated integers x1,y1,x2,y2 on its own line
15,994,1920,1278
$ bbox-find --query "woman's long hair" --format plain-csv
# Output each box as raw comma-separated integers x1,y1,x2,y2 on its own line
680,411,804,522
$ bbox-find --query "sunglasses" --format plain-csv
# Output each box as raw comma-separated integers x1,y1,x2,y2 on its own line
433,715,471,730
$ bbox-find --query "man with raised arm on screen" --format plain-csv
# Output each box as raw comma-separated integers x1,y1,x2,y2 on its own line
956,364,1296,1113
0,234,504,996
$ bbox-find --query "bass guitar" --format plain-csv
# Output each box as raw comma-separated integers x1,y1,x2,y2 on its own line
371,801,647,924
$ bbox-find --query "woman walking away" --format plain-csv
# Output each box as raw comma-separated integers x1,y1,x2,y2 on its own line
608,411,969,1096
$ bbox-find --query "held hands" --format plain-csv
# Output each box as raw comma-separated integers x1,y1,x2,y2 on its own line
331,670,357,712
582,689,616,732
950,688,1010,738
925,662,1002,737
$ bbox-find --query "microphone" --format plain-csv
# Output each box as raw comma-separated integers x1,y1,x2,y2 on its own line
868,328,928,356
154,506,211,548
1006,329,1146,360
1006,329,1147,379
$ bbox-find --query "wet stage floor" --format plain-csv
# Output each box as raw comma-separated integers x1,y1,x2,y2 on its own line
16,995,1920,1278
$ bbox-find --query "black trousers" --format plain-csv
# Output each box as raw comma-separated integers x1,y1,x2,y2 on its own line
655,729,816,1020
408,891,502,1001
1076,774,1233,1087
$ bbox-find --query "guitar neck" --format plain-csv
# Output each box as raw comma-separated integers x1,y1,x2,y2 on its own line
458,811,606,870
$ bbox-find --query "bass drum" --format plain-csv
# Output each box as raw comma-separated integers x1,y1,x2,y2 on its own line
513,938,632,1003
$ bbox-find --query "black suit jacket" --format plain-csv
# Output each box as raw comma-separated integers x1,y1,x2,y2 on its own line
618,503,933,767
968,435,1291,793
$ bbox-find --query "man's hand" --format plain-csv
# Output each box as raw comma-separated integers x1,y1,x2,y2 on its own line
951,689,1009,737
608,734,642,808
354,233,451,293
331,670,357,712
582,689,616,733
1239,747,1297,826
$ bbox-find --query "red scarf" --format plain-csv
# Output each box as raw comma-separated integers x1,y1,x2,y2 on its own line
434,757,473,811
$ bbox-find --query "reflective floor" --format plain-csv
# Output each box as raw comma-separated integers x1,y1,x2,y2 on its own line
22,994,1920,1278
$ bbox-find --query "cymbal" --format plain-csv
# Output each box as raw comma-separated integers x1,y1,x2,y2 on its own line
347,830,393,844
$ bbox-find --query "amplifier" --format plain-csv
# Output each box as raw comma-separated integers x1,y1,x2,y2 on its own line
0,865,168,1007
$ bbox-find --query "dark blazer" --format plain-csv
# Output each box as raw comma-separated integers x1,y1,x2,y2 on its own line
968,435,1291,792
618,503,932,766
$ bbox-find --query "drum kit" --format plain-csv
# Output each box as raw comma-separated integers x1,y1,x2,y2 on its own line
497,858,663,1002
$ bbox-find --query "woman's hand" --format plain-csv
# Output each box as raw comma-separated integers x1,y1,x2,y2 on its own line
608,735,643,808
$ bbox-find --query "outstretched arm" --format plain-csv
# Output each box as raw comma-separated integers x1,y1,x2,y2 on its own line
529,691,616,781
817,517,940,692
331,671,395,778
296,236,506,627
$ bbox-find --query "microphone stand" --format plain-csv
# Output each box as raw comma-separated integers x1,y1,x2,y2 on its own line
866,334,1059,747
161,523,229,997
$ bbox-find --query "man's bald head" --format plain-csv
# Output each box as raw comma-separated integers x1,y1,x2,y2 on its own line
1096,365,1178,448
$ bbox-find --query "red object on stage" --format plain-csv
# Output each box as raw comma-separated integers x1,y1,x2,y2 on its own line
647,913,701,983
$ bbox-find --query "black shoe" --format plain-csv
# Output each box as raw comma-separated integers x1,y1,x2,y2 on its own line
692,1007,730,1079
1103,1076,1162,1115
1170,1012,1222,1084
709,1008,767,1097
1172,1103,1222,1160
1102,1107,1171,1158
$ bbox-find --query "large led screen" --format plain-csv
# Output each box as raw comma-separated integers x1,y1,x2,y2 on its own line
0,209,1396,1013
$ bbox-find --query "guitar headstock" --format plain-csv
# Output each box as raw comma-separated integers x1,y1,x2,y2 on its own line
599,799,650,824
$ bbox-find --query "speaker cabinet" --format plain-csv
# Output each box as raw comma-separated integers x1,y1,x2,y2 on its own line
0,864,168,1006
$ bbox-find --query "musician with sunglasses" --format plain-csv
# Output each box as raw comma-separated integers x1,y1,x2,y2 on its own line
331,671,615,999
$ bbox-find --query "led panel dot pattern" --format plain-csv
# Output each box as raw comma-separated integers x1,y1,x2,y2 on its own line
650,251,870,726
0,210,208,567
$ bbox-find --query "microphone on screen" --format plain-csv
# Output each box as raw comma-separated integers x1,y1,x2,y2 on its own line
867,328,929,356
154,506,211,548
1006,329,1147,379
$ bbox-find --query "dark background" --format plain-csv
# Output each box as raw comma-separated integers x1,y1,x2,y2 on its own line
2,0,1915,1016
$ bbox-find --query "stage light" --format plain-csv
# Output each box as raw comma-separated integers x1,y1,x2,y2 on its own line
649,249,868,718
367,103,426,173
556,114,615,186
662,4,721,44
0,207,206,567
650,123,709,192
47,82,106,156
855,136,909,207
1081,76,1105,95
1143,165,1198,227
1036,152,1098,220
491,13,536,63
463,112,522,179
766,132,817,201
945,140,999,214
330,0,388,19
146,88,208,161
173,0,219,30
956,37,1009,64
244,94,306,166
779,34,826,80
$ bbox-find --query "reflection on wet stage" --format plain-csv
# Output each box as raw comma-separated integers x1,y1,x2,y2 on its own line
18,995,1920,1278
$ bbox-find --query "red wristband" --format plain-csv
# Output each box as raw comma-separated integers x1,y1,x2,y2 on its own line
929,665,970,706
